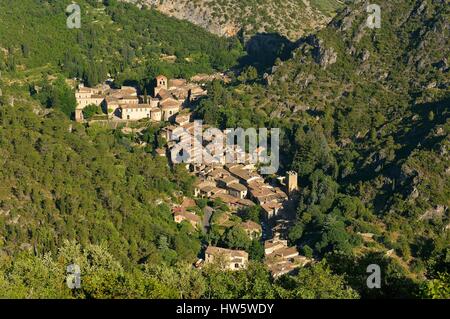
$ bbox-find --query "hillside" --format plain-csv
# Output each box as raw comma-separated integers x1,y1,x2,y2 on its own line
195,0,449,297
0,94,363,299
0,0,363,299
0,0,243,88
123,0,345,40
0,0,448,299
0,100,202,267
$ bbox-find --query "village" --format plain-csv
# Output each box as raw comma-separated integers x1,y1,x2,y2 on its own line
75,75,314,278
74,75,208,122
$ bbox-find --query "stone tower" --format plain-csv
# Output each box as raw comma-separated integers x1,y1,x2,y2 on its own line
154,75,168,97
287,171,298,195
156,75,167,89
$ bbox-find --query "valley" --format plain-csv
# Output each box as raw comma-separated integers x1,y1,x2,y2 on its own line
0,0,448,299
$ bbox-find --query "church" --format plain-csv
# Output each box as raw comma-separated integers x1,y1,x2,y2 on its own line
74,75,207,122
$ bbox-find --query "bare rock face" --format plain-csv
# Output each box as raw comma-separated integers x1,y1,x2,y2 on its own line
307,36,338,68
120,0,338,40
419,205,447,221
127,0,236,36
316,46,338,68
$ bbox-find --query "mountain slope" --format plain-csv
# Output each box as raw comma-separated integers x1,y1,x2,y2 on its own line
0,0,448,299
0,101,201,268
0,0,243,87
123,0,344,40
195,0,449,295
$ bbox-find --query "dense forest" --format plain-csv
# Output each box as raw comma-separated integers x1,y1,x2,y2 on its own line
0,0,448,299
194,0,450,298
0,78,362,300
0,0,243,87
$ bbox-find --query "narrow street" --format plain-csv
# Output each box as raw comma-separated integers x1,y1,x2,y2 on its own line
202,206,214,233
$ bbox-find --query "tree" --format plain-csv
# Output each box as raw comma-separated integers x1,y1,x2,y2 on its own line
82,104,102,119
277,261,359,299
238,66,258,83
21,43,29,58
288,224,304,243
249,240,264,261
316,215,355,255
240,205,262,223
224,226,251,250
35,76,77,117
421,273,450,299
143,88,148,104
301,245,313,258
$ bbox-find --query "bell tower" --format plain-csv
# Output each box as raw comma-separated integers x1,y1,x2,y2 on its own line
154,75,168,97
156,75,167,89
287,171,298,195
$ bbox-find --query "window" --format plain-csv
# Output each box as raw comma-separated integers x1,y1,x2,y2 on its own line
234,263,240,269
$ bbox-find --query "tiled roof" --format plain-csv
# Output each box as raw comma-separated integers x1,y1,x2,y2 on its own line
174,210,201,223
205,246,248,258
160,100,181,109
241,220,262,232
228,183,247,192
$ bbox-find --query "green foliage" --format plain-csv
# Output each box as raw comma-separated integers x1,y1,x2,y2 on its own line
248,240,265,262
0,105,199,268
223,226,252,250
277,261,359,299
0,0,448,299
32,76,76,117
0,241,360,299
238,66,258,83
0,0,244,85
240,205,263,223
82,104,103,119
195,2,449,299
420,273,450,299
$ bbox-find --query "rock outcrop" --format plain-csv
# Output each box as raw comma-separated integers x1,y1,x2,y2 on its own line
121,0,341,40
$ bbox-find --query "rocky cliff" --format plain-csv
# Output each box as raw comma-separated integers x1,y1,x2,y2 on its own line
122,0,344,40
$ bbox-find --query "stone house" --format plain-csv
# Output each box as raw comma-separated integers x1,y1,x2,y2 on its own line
194,180,216,198
261,201,283,219
205,246,248,270
173,209,201,229
264,236,312,278
228,166,264,186
217,176,239,188
227,183,248,199
175,113,191,126
120,104,155,120
168,78,187,89
189,85,208,102
264,237,289,255
211,193,241,210
150,107,162,122
161,100,181,121
154,75,168,96
241,220,262,240
75,73,200,122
